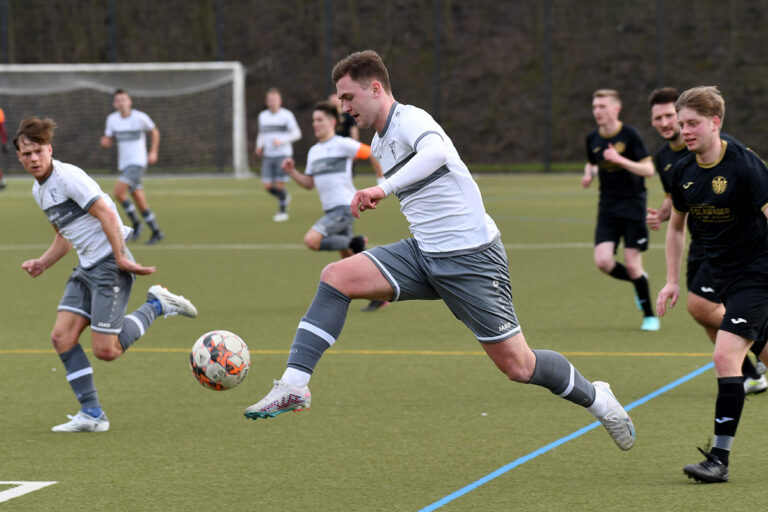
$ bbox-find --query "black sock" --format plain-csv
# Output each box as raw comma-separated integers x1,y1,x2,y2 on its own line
712,376,745,466
609,262,631,281
141,209,161,234
121,200,140,226
742,356,760,380
632,274,654,317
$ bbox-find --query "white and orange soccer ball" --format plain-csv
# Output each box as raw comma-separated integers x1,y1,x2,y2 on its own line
189,330,250,390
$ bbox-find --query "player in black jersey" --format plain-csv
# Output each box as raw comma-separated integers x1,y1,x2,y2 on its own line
657,86,768,483
646,88,766,395
583,89,659,331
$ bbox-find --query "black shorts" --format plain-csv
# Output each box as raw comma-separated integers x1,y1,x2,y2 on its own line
594,211,649,252
686,256,721,303
718,277,768,343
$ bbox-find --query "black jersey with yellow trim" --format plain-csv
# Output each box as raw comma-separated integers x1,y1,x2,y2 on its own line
670,140,768,274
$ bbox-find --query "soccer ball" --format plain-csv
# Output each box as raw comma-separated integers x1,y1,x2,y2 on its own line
189,330,250,390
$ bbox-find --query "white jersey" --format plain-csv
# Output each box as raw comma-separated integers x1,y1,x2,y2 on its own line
104,109,155,170
33,160,131,268
372,103,499,253
256,108,301,158
305,135,362,211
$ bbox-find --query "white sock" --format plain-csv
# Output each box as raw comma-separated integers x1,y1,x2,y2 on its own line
282,367,311,387
587,385,610,418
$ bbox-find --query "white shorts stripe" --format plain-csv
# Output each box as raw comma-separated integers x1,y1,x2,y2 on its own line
57,305,91,319
363,250,401,302
66,367,93,382
298,321,336,347
557,364,576,398
476,325,521,342
125,314,145,336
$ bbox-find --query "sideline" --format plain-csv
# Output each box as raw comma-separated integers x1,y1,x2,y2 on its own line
418,362,715,512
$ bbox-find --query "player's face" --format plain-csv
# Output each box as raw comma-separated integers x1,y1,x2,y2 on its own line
678,107,720,154
336,75,378,130
113,93,132,115
266,92,282,112
651,102,680,141
16,137,53,183
592,97,619,126
312,110,336,141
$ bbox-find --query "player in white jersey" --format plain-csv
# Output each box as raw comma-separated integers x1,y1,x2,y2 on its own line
16,117,197,433
100,89,164,244
243,50,636,455
255,88,302,222
282,101,386,311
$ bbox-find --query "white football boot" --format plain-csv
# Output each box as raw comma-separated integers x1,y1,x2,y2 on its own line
244,380,311,420
592,381,636,451
51,411,110,433
147,285,198,318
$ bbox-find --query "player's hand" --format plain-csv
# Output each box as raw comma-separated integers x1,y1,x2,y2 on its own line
281,158,295,172
21,259,46,277
272,138,284,147
116,257,156,276
147,150,158,165
581,174,593,188
351,186,386,219
656,283,679,317
646,207,662,231
603,144,621,163
255,146,263,157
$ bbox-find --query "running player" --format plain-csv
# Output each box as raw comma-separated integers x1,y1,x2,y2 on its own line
646,87,767,394
100,89,164,244
17,117,197,432
583,89,659,331
243,50,636,454
656,86,768,483
255,87,302,222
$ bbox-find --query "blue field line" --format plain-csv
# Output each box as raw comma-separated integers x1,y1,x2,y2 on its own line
418,361,715,512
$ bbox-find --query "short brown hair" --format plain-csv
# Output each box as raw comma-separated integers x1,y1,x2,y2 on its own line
331,50,392,93
648,87,678,108
676,86,725,120
593,89,621,104
312,101,339,125
13,117,56,149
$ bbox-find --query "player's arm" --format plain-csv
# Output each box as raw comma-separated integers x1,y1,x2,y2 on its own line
603,147,654,177
88,198,155,276
582,162,598,188
147,127,160,165
647,195,672,231
281,157,314,190
656,209,686,316
99,135,113,148
21,228,72,277
255,133,264,156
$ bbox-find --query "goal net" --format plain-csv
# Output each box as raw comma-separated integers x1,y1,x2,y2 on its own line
0,62,250,178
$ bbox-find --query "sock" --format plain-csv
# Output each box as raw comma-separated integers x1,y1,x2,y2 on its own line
632,274,654,317
59,344,100,411
286,282,351,375
528,349,596,407
608,262,631,281
118,302,159,351
276,189,288,212
282,367,311,387
319,235,353,251
742,356,760,380
712,376,745,466
121,199,140,226
141,209,161,234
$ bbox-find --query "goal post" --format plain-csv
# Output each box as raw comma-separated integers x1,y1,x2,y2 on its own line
0,62,251,178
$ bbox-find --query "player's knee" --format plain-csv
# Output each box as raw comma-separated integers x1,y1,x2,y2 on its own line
712,349,735,375
92,345,122,361
304,234,320,251
503,364,534,383
50,330,77,353
594,257,614,273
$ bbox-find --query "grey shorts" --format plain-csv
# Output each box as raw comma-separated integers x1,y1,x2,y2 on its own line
364,237,520,342
311,205,355,237
119,165,145,192
260,156,289,183
58,253,136,334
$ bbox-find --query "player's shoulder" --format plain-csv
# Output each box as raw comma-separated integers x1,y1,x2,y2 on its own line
52,160,92,182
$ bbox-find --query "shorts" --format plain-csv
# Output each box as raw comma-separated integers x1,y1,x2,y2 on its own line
311,205,354,237
58,253,136,334
260,156,289,183
364,237,520,342
118,165,146,192
686,255,721,303
717,274,768,342
594,211,649,252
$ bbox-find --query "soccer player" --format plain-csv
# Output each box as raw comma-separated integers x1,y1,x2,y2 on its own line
656,86,768,483
17,117,198,432
583,89,659,331
255,88,302,222
646,87,767,394
0,105,8,190
282,101,388,312
100,89,164,245
244,50,636,454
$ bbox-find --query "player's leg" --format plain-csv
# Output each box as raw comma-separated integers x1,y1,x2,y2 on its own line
132,184,164,245
625,248,658,330
115,178,142,239
307,207,356,252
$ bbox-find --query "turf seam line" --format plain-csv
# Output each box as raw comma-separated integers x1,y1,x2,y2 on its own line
417,361,715,512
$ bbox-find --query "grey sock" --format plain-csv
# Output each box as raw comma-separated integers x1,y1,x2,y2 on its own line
319,235,353,251
529,349,596,407
141,209,161,233
59,344,100,409
118,302,158,351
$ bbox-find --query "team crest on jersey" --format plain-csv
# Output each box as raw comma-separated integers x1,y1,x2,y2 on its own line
711,176,727,194
613,141,626,154
388,141,397,160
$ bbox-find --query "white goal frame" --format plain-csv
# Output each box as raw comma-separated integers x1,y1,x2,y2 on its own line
0,61,250,178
